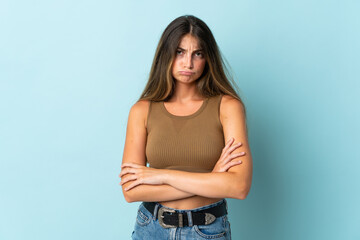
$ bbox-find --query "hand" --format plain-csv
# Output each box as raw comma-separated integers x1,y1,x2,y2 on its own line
212,137,245,173
119,163,165,191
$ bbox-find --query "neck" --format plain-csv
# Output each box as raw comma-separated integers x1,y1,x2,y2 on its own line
169,82,203,103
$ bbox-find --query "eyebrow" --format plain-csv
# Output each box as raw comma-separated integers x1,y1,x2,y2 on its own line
177,47,203,52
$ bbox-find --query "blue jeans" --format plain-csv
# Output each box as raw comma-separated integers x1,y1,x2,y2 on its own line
131,199,231,240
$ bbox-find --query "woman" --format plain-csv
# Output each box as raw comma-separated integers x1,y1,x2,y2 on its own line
119,15,253,240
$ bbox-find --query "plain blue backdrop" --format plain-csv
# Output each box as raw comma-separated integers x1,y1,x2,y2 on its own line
1,0,359,239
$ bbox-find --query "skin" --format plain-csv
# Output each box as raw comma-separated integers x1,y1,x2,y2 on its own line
119,34,253,209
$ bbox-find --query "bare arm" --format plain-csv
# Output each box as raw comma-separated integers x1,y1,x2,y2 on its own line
122,184,193,203
120,100,194,203
121,96,253,200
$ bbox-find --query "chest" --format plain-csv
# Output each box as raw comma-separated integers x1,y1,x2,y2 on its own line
145,117,224,172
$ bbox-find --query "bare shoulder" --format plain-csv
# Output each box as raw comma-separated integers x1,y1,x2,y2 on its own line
128,100,151,128
220,95,245,119
122,100,150,168
130,99,150,114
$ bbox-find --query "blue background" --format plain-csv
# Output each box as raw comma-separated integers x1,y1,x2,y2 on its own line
1,0,359,239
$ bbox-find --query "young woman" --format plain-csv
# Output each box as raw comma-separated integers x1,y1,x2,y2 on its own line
119,15,253,240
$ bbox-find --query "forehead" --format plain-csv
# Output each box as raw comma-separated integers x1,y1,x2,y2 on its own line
178,34,201,49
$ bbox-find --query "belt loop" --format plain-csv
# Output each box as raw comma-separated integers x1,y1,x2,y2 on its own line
186,211,193,227
178,213,184,228
153,203,159,220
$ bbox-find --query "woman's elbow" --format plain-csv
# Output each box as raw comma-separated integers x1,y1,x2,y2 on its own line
232,183,251,200
122,187,136,203
236,191,249,200
124,193,134,203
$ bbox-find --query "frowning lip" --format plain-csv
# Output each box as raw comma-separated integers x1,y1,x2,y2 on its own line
179,71,195,76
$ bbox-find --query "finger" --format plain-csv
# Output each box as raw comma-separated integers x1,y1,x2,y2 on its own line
222,137,235,153
221,143,240,160
223,160,242,171
121,162,145,168
218,139,241,164
121,162,142,169
227,142,243,153
231,151,245,158
222,141,241,157
119,169,127,178
222,152,245,165
119,168,132,177
120,175,138,185
226,137,234,144
125,180,141,191
119,168,138,177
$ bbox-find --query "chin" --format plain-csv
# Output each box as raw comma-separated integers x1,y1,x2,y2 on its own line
175,76,199,84
177,79,197,84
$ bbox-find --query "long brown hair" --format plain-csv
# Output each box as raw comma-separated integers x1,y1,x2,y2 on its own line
139,15,246,115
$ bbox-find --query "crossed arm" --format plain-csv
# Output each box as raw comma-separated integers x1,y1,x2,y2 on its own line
119,96,253,203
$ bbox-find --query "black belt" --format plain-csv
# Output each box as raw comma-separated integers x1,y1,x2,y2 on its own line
143,200,227,228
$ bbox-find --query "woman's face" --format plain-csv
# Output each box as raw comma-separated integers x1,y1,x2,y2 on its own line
171,34,206,84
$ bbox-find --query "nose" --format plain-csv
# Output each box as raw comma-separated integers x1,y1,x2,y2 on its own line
183,53,193,69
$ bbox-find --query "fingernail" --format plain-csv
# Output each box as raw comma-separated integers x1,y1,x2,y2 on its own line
238,161,242,163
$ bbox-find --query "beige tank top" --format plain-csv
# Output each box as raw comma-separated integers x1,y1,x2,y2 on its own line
145,94,225,173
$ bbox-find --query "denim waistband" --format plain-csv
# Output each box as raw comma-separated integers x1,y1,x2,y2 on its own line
145,198,227,215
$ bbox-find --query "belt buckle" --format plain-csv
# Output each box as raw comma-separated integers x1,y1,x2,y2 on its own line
205,213,216,225
158,207,177,228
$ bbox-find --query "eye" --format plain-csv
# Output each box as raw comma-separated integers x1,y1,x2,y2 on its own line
176,49,183,55
195,52,204,57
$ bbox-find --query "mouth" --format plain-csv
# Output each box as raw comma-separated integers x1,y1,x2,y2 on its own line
179,71,195,76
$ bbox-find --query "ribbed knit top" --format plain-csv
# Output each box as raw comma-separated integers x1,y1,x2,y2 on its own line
145,94,225,173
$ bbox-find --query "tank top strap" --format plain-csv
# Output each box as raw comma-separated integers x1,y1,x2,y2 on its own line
204,94,223,114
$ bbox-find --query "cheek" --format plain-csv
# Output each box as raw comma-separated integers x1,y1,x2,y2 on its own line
197,60,206,73
171,60,178,75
